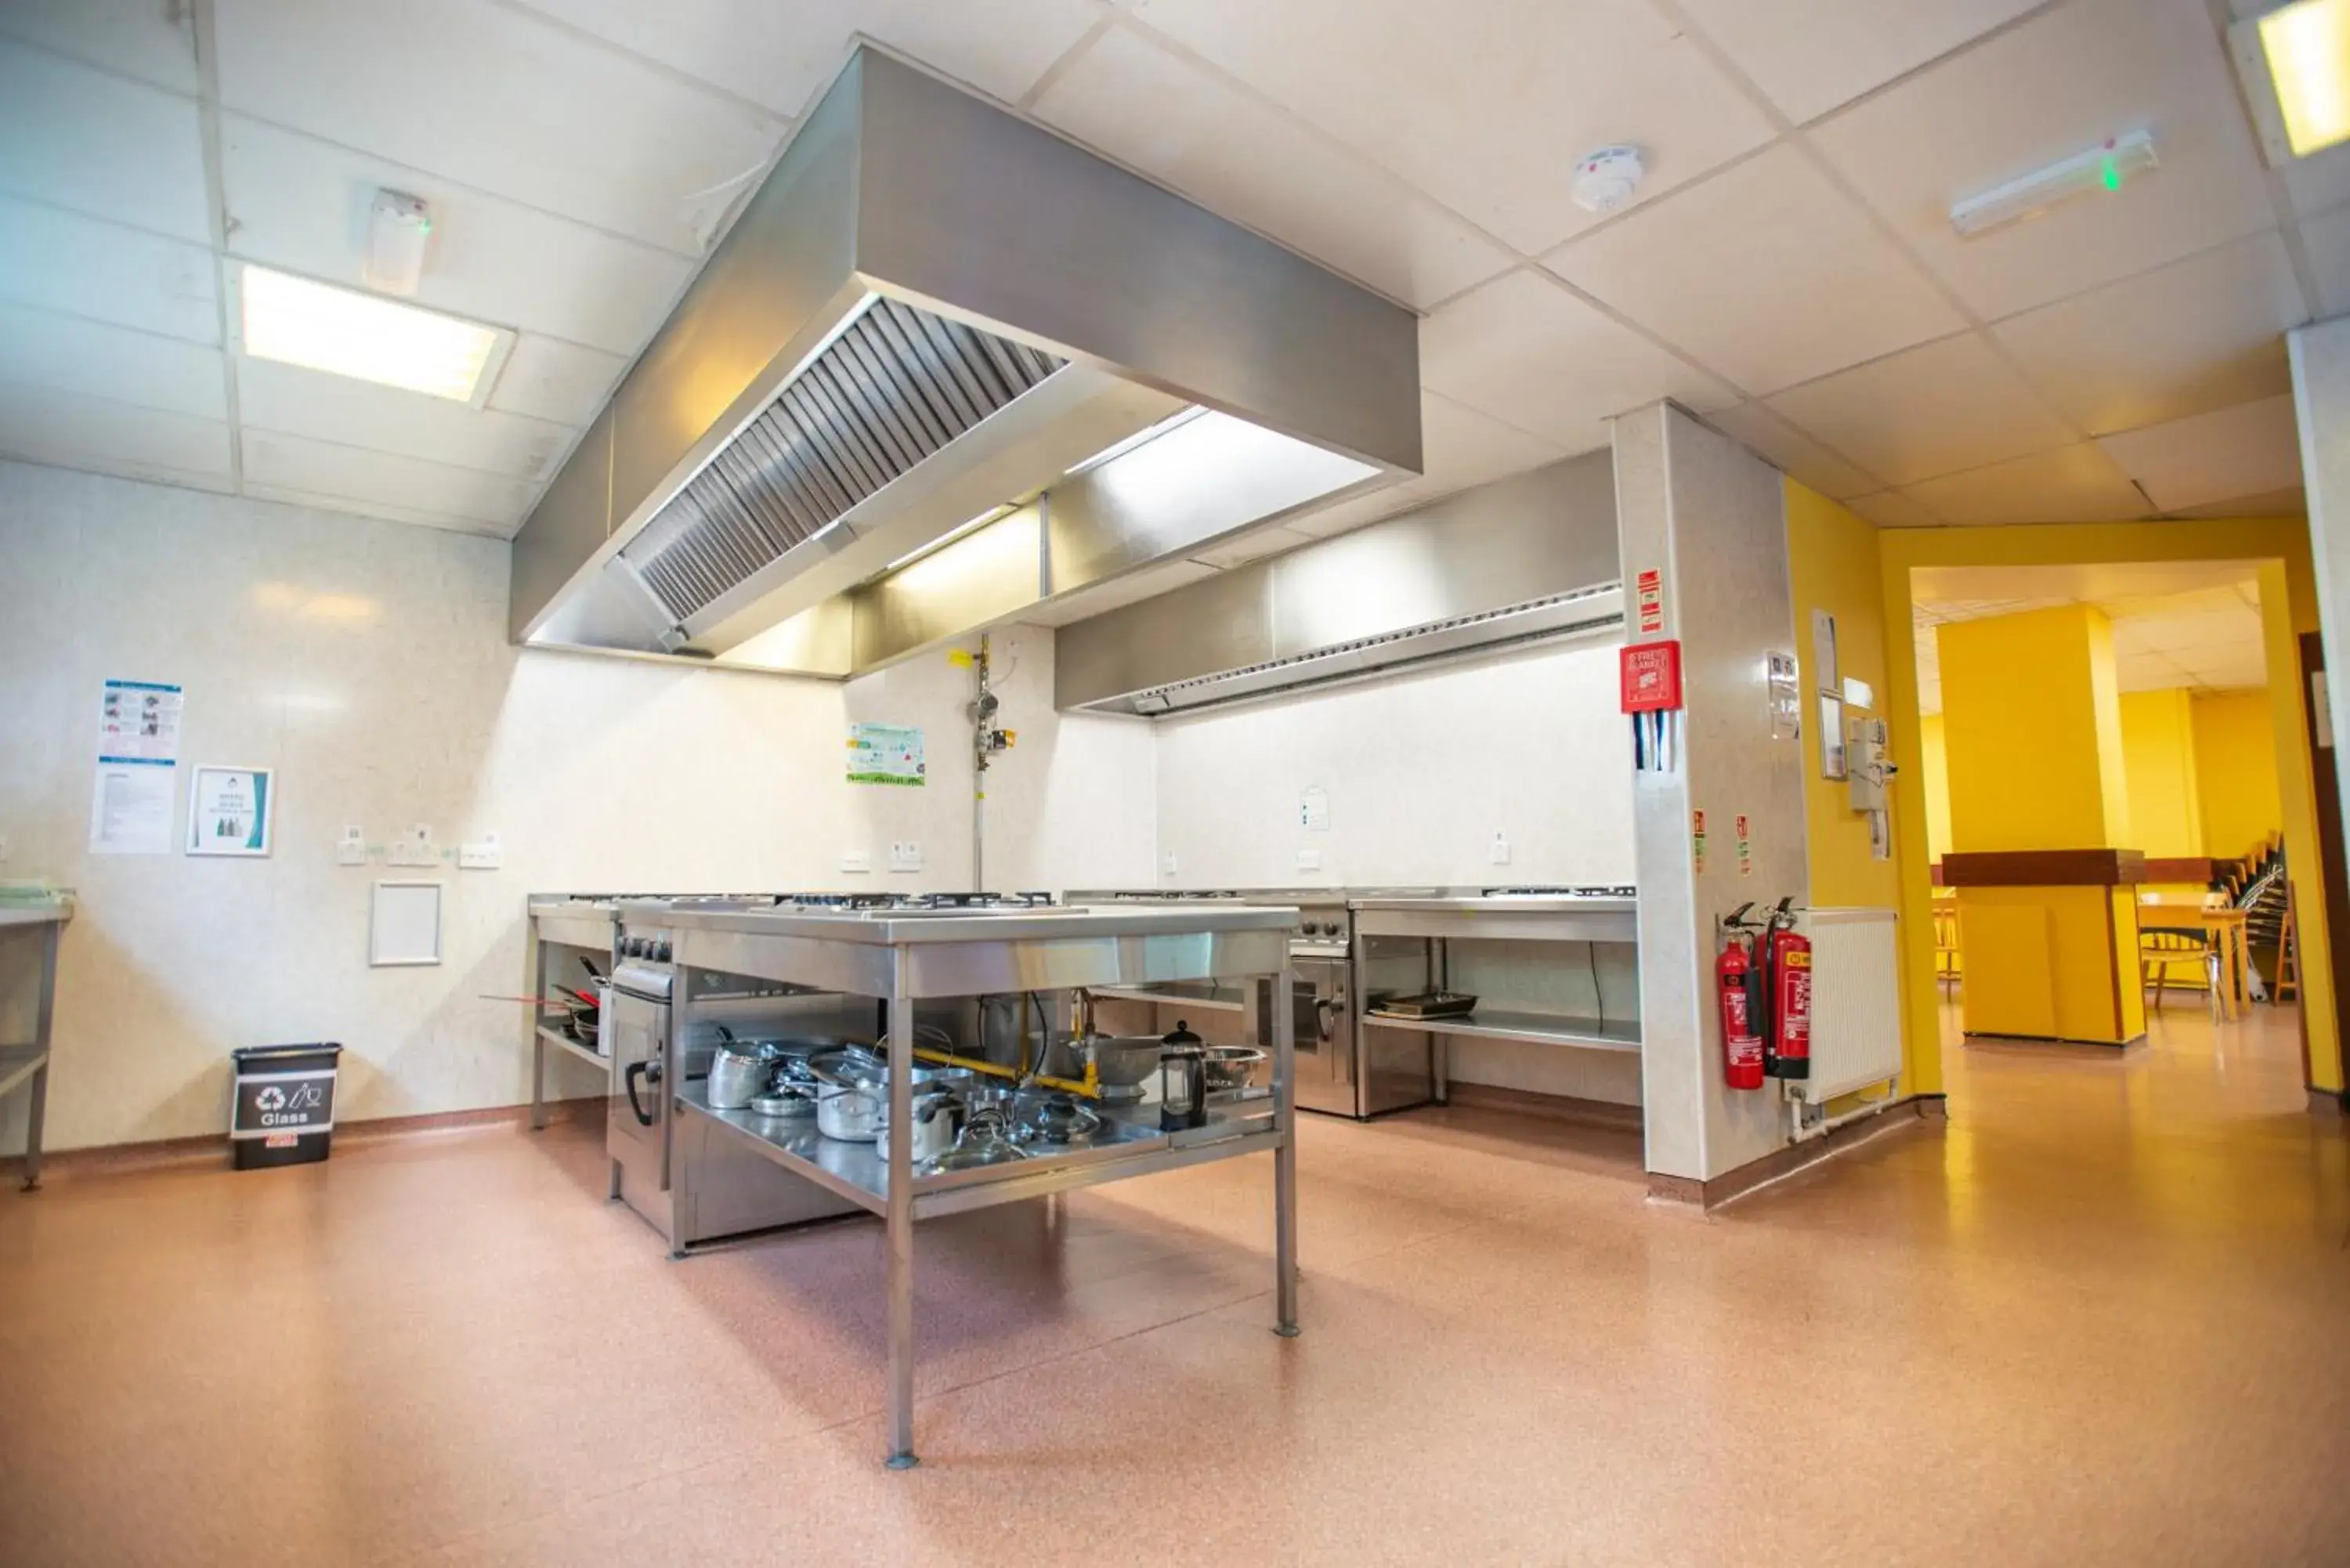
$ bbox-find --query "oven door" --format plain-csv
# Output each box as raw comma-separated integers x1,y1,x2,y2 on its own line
1262,949,1354,1116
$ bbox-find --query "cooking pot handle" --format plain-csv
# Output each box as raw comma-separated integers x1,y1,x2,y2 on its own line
624,1060,657,1127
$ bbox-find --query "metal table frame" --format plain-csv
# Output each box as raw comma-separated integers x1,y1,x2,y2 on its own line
524,897,620,1131
1,903,70,1192
648,901,1302,1469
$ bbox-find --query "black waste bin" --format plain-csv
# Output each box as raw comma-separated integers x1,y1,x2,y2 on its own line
230,1042,343,1170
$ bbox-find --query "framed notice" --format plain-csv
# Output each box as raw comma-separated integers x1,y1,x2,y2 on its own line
186,765,273,856
847,723,925,786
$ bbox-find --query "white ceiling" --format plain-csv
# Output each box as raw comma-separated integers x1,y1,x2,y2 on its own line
1912,560,2271,713
0,0,2334,547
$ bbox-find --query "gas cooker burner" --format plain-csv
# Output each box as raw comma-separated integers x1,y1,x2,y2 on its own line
906,891,1055,909
1480,885,1637,899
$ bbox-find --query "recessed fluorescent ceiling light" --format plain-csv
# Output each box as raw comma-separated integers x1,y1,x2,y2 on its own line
2256,0,2350,157
238,264,509,403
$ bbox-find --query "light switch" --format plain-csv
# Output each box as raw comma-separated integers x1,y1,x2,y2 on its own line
889,841,924,873
336,826,367,867
1162,851,1179,877
1489,832,1511,865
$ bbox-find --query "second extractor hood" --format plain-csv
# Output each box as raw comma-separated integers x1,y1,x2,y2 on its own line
511,47,1423,667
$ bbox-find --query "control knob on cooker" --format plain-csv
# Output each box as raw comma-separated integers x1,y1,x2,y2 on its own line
653,939,672,963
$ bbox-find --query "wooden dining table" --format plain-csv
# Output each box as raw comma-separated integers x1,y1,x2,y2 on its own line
2137,895,2254,1020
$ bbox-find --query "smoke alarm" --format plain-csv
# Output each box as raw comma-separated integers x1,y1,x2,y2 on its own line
1571,145,1645,215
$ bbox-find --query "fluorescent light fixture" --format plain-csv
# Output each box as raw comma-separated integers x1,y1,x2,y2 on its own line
2235,0,2350,161
1948,132,2157,239
881,504,1016,573
237,263,511,403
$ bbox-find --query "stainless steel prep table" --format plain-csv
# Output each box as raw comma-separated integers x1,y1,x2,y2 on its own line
1349,894,1640,1101
523,894,624,1129
636,899,1303,1469
0,898,72,1190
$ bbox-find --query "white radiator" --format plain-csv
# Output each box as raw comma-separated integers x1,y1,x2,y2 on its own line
1788,907,1903,1104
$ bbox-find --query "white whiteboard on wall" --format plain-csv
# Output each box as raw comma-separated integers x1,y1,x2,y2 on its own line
370,881,443,966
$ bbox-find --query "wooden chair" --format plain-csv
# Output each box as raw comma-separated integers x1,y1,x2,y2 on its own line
1932,896,1961,996
2141,926,2221,1015
2276,898,2301,1003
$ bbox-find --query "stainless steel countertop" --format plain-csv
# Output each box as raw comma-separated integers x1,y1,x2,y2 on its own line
0,899,74,929
1347,894,1637,915
624,901,1300,946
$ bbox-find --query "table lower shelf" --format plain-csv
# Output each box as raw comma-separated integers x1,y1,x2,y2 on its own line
1361,1008,1640,1052
677,1082,1281,1221
0,1044,47,1100
536,1024,609,1071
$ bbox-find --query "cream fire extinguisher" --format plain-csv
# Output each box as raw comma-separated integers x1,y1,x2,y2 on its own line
1762,900,1813,1082
1716,925,1766,1092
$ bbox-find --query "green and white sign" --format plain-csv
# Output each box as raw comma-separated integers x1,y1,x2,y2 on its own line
847,723,925,786
187,764,273,855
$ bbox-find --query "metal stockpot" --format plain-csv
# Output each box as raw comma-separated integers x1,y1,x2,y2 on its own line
707,1037,789,1111
877,1090,966,1164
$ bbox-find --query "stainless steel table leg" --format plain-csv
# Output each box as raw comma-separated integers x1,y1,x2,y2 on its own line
529,936,549,1131
1274,956,1300,1337
23,923,58,1192
884,977,918,1469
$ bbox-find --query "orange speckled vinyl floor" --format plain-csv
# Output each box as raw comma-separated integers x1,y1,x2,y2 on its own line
2,999,2345,1566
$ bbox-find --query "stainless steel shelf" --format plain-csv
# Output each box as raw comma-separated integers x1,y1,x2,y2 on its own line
1361,1008,1640,1052
535,1024,609,1071
1091,980,1249,1013
677,1082,1279,1222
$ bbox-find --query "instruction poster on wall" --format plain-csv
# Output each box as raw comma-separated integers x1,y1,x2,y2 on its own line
89,677,184,854
847,723,925,786
187,765,273,856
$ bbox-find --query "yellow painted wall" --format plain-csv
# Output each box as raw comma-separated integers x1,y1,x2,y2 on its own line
1920,712,1952,864
1876,520,2339,1098
2119,689,2204,858
1784,483,1904,912
2192,690,2285,861
1940,605,2132,851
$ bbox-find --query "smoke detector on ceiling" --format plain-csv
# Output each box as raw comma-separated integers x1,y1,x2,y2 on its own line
1570,145,1645,215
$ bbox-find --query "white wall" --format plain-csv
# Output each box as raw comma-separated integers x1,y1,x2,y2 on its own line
1151,638,1641,1105
1152,639,1634,889
0,463,1152,1151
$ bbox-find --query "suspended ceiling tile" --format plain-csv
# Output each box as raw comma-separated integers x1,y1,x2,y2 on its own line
1675,0,2042,125
2117,609,2264,652
1842,489,1947,529
235,359,574,481
1990,232,2305,435
2096,394,2303,511
1032,24,1513,311
2115,649,2190,691
0,380,232,486
1188,524,1318,569
1421,270,1735,455
241,481,517,539
1547,145,1964,397
0,40,210,243
0,303,226,421
219,117,696,357
241,428,540,532
1765,331,2077,486
0,196,219,343
486,335,630,427
0,0,201,94
1415,391,1571,496
1807,0,2276,320
1127,0,1773,255
2165,485,2307,518
1704,402,1882,499
1903,443,2150,526
507,0,1104,119
213,0,789,257
2296,201,2350,318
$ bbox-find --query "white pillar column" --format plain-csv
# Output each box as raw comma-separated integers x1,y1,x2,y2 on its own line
2288,318,2350,833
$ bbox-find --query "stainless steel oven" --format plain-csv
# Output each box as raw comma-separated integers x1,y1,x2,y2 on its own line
1264,938,1355,1116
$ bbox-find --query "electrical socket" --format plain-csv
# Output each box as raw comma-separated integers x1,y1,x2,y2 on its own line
336,826,366,867
1162,851,1178,878
1489,831,1511,865
458,833,502,870
841,850,872,874
889,840,924,873
1295,847,1323,873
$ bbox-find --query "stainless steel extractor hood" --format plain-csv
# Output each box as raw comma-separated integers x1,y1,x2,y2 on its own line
1056,452,1625,716
511,47,1422,667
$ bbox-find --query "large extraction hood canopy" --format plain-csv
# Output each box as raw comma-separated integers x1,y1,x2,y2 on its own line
511,48,1422,668
1056,452,1625,716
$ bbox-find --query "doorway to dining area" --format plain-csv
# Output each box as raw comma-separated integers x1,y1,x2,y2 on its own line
1912,561,2300,1050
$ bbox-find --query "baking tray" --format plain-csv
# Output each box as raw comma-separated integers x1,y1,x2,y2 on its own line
1370,991,1479,1019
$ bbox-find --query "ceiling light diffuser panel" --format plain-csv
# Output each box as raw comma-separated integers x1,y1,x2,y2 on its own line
2234,0,2350,163
237,264,512,404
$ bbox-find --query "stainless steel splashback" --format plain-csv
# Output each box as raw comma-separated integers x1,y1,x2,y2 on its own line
1054,450,1623,714
510,48,1422,664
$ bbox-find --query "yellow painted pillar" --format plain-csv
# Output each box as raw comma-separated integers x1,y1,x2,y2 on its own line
1940,605,2146,1044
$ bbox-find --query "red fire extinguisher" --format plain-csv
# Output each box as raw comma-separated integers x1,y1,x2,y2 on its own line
1765,902,1813,1082
1716,931,1766,1091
